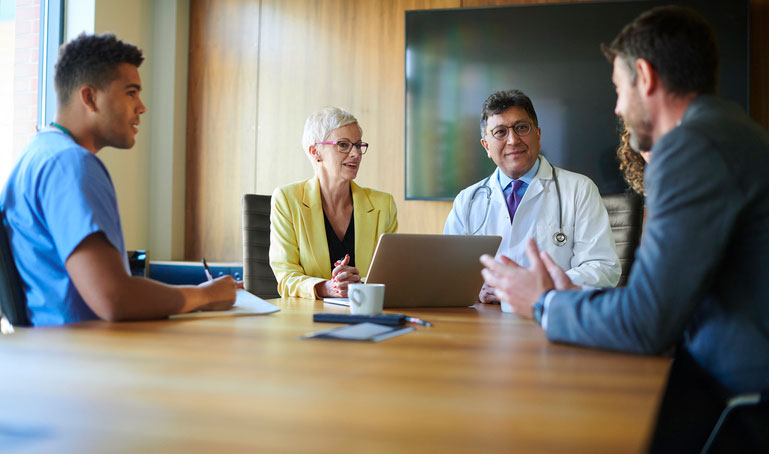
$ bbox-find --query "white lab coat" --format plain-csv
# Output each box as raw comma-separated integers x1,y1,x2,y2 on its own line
444,156,620,287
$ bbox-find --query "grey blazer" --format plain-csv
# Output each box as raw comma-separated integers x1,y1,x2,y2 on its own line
545,95,769,394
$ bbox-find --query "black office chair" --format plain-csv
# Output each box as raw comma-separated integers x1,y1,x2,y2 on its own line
0,210,30,328
648,348,769,453
601,192,644,287
242,194,280,299
701,390,769,453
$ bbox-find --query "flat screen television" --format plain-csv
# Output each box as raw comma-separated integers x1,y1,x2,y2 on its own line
405,0,749,200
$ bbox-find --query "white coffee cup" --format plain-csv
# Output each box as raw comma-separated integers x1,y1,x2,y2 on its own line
348,283,385,316
500,301,513,313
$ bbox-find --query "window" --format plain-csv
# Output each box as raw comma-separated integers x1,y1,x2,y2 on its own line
0,0,62,185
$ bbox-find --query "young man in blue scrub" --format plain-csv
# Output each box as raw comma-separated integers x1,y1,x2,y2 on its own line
0,33,237,326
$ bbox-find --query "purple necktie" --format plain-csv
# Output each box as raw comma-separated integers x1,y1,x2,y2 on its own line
506,180,524,223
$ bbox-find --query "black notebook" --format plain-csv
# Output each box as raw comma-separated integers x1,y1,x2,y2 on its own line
302,322,414,342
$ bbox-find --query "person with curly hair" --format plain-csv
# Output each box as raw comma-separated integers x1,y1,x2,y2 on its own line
617,126,651,195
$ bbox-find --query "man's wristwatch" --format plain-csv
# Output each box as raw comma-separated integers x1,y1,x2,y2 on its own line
531,301,544,326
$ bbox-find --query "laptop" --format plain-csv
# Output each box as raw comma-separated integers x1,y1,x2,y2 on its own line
364,233,502,308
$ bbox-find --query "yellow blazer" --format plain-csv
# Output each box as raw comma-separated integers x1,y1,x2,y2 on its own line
269,177,398,299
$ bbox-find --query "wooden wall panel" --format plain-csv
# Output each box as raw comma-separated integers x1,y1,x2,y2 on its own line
186,0,769,261
186,0,260,260
254,0,461,238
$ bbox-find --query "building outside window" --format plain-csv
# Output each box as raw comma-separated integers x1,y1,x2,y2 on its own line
0,0,61,186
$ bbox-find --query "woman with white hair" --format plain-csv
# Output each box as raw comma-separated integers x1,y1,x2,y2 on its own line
269,107,398,299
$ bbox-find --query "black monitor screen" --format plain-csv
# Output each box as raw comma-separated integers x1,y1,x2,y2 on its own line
405,0,749,200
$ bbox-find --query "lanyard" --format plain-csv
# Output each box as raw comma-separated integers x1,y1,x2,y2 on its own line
49,122,75,140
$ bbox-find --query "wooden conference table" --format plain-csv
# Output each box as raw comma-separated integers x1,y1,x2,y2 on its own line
0,298,670,453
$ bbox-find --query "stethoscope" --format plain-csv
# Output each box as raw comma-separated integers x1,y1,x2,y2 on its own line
465,160,568,247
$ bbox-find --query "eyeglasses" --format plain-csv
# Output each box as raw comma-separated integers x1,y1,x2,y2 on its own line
488,121,534,141
315,140,369,154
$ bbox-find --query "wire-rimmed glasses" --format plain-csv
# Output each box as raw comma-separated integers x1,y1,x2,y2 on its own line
488,121,533,141
315,140,369,154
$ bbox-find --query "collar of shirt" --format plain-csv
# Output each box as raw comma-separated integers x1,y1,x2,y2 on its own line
497,157,541,198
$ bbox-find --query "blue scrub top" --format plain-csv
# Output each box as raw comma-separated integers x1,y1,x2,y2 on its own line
0,130,127,326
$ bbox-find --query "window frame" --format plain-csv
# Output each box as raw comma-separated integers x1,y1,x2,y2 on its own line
37,0,64,128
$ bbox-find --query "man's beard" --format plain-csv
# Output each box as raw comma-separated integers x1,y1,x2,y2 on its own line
626,110,653,153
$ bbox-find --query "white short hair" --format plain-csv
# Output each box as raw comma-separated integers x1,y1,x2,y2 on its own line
301,107,361,162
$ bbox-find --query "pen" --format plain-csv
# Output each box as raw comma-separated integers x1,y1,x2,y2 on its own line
404,316,433,327
202,258,214,281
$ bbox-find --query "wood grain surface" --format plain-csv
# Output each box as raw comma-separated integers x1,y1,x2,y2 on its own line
1,299,670,453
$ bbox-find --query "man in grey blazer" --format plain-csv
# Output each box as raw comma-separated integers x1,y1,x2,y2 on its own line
481,4,769,398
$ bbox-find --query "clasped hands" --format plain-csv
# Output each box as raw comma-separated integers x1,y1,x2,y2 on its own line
479,238,578,319
318,253,361,297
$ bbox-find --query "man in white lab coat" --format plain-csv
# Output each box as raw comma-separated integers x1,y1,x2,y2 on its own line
444,89,620,303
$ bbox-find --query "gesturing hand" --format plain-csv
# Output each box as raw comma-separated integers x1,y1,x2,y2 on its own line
479,238,555,319
539,250,578,291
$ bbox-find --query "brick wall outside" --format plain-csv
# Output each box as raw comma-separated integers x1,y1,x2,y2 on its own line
13,0,40,156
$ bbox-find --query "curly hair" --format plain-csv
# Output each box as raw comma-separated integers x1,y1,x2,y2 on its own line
617,129,646,196
54,33,144,106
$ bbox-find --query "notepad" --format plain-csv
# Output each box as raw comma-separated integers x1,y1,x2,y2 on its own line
302,322,414,342
171,289,280,319
322,297,350,306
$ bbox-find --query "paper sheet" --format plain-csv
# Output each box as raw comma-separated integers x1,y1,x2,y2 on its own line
322,297,350,306
171,289,280,319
